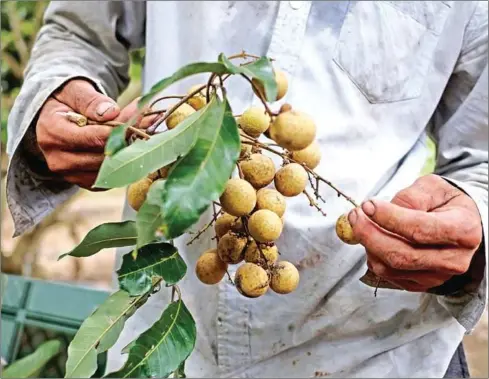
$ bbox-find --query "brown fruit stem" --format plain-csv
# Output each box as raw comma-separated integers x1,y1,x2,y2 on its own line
241,138,359,208
186,208,222,246
239,74,277,118
149,95,184,109
303,190,327,216
85,119,150,140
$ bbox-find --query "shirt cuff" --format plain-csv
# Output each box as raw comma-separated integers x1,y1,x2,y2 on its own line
6,74,109,237
434,176,488,333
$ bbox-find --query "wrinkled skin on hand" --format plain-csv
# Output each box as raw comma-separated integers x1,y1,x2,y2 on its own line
349,174,483,292
35,79,158,189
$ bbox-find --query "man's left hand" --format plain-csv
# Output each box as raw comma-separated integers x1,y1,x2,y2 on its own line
348,174,483,292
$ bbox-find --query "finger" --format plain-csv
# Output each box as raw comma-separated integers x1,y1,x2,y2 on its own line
348,208,472,274
53,79,120,122
116,97,160,129
366,255,452,288
361,199,470,246
63,172,99,189
39,100,113,152
383,278,429,292
43,151,105,174
391,174,462,212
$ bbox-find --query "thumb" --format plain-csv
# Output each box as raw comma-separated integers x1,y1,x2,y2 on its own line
53,79,120,122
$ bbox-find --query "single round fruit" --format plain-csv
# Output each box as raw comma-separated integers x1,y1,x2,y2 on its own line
252,69,288,101
274,163,308,197
220,178,257,216
270,261,300,294
336,213,360,245
217,232,247,264
256,188,286,217
248,209,283,243
187,84,207,110
279,103,292,113
239,153,275,189
269,110,316,151
195,249,228,285
239,107,270,138
290,141,322,169
244,241,279,266
166,103,196,129
235,262,270,298
214,213,243,238
127,177,153,211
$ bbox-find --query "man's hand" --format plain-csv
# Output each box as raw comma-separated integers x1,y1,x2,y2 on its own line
35,79,156,189
349,174,483,292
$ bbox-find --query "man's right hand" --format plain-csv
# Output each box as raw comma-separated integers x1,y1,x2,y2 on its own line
35,79,156,189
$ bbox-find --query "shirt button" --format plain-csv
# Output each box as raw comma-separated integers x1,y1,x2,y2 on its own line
289,1,302,10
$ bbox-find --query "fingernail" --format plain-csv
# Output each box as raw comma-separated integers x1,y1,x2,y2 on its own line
348,209,357,226
362,201,376,217
96,101,116,116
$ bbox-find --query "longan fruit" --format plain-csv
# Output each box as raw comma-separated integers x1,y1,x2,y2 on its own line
248,209,283,243
256,188,286,217
217,232,247,264
336,214,360,245
269,109,316,151
270,261,300,294
220,178,257,216
235,262,270,298
239,153,275,189
290,141,322,169
274,163,308,197
127,177,153,211
239,107,270,138
195,249,228,285
244,241,278,266
252,69,288,101
214,213,243,238
187,84,207,110
166,103,196,129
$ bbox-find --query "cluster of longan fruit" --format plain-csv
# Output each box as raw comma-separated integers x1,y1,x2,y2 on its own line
192,69,324,298
125,67,358,298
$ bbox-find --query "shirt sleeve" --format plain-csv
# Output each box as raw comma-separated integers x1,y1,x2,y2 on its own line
6,1,146,237
428,1,488,332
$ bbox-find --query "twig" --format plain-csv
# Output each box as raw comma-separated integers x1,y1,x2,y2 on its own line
186,210,221,246
241,139,359,207
374,277,382,297
149,95,184,109
143,109,167,117
86,119,150,140
303,190,327,216
226,270,234,285
227,51,262,60
239,74,276,118
236,163,244,179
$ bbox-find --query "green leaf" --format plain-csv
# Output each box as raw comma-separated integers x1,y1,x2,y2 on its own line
218,54,278,102
65,290,146,378
3,340,62,378
138,62,229,107
117,242,187,296
136,179,166,248
105,299,196,378
159,98,240,239
94,99,219,189
58,221,137,260
104,124,129,157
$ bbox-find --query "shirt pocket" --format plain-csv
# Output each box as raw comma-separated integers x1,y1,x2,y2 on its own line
333,1,451,103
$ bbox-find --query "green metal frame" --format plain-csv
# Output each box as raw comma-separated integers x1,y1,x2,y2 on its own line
1,274,110,377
